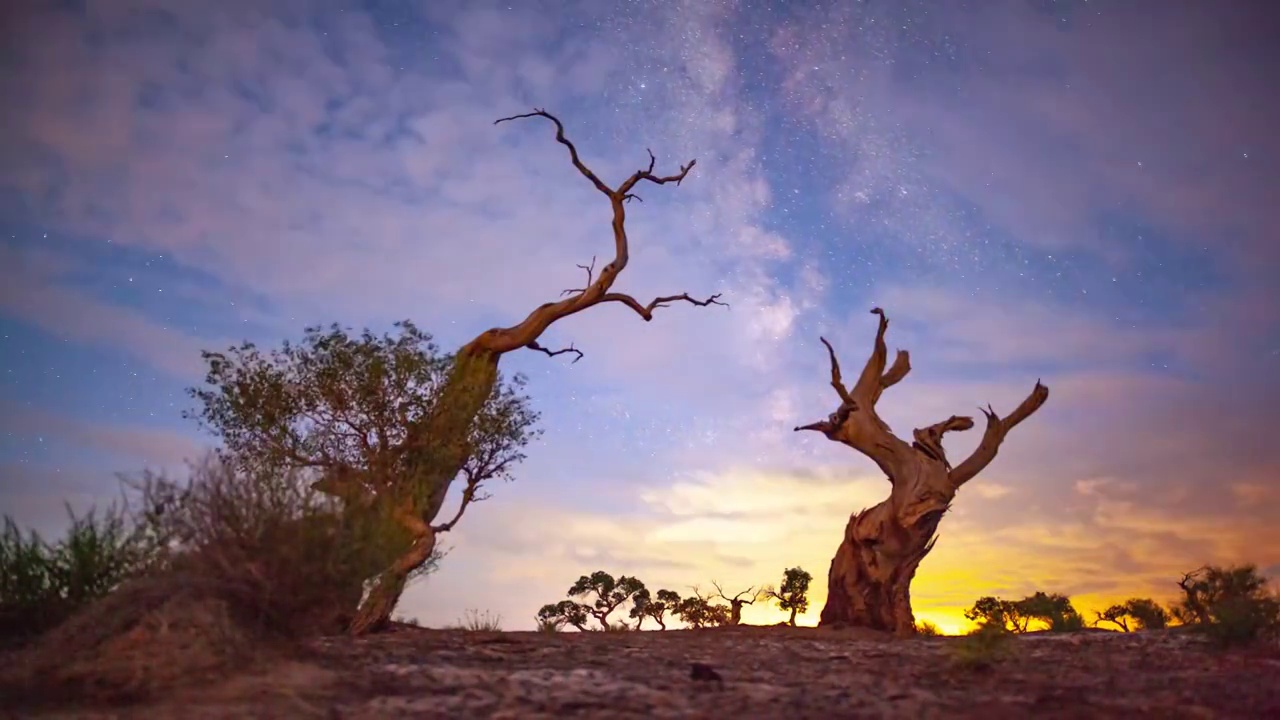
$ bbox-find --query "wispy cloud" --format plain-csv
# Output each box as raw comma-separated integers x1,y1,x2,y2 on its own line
0,0,1275,632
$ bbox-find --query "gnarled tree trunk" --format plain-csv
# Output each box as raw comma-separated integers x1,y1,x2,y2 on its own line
316,110,724,635
795,308,1048,637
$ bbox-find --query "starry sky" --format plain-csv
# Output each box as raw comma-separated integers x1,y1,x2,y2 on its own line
1,0,1278,634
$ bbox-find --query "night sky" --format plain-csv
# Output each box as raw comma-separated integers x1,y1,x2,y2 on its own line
1,0,1277,633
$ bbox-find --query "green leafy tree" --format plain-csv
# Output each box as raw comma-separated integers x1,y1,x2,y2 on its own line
1174,564,1280,646
567,571,647,630
185,321,541,634
764,567,813,627
630,588,681,630
226,109,718,637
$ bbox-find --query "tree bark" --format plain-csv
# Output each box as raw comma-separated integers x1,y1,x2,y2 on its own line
348,529,439,635
788,606,798,627
795,308,1048,637
318,111,722,635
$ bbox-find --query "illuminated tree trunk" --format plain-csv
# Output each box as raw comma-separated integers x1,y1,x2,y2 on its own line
313,110,723,635
795,309,1048,637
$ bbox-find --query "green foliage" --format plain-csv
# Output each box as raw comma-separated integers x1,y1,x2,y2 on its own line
183,321,540,631
915,620,941,636
951,622,1016,671
125,455,418,637
567,571,647,629
453,608,502,632
1174,564,1280,647
0,503,154,645
184,320,540,521
764,566,812,626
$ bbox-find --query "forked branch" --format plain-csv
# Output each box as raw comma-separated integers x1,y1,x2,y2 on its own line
526,340,584,364
947,381,1050,487
468,109,719,359
851,308,912,404
432,467,493,533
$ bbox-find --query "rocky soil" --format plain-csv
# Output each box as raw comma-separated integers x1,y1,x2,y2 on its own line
13,623,1280,719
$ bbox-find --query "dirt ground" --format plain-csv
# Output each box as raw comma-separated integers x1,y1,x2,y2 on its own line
13,623,1280,719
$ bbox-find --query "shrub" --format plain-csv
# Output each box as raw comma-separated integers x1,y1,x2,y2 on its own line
455,609,503,632
1,455,411,705
951,622,1016,671
0,503,153,647
1174,564,1280,648
915,620,941,636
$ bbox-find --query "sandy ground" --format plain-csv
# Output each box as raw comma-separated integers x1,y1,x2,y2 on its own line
12,623,1280,719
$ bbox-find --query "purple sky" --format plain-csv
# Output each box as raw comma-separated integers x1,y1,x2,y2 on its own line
1,0,1277,632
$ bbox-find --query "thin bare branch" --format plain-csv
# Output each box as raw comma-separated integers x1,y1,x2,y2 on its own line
561,256,598,297
524,340,584,364
600,292,728,322
817,336,855,405
493,109,613,197
948,380,1050,487
469,109,715,358
432,469,490,533
851,307,895,401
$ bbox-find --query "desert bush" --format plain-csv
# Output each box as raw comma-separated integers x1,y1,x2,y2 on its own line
455,608,503,632
1174,564,1280,647
915,620,941,636
1,454,419,706
535,615,564,633
951,622,1017,671
0,503,154,647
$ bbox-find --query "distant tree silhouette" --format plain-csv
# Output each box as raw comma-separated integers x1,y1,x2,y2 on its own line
674,588,731,628
630,588,681,630
1016,592,1084,632
566,571,647,630
764,567,813,627
967,592,1083,633
1123,598,1170,630
794,308,1047,635
710,581,764,626
965,596,1030,633
536,599,590,631
1095,598,1169,632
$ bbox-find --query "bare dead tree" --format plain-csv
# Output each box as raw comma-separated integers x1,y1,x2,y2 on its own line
327,109,727,635
794,308,1048,636
710,581,763,626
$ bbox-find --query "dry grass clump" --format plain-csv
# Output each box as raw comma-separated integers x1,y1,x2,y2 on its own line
0,454,408,708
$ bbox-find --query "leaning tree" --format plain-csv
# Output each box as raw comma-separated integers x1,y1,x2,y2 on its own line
794,308,1048,636
317,110,723,634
